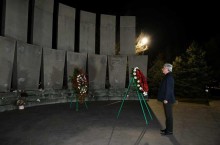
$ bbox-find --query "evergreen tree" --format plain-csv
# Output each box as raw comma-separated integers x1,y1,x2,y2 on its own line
148,55,165,97
204,37,220,81
173,41,209,98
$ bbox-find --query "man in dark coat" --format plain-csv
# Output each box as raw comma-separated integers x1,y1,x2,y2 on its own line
158,63,176,135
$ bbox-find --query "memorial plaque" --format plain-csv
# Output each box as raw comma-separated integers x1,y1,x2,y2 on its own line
17,41,42,90
0,36,16,92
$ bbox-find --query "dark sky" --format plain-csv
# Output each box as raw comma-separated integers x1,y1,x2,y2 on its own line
59,0,219,60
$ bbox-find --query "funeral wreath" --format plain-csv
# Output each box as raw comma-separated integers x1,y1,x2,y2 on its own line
69,68,88,103
132,67,149,96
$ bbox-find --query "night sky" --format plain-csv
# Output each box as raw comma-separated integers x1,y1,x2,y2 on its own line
59,0,219,61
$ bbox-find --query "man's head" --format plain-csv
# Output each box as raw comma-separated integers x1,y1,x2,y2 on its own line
162,63,173,74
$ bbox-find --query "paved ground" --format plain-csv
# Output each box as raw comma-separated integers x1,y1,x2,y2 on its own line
0,99,220,145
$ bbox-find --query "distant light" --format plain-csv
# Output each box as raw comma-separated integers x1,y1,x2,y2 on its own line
135,33,150,54
140,37,149,46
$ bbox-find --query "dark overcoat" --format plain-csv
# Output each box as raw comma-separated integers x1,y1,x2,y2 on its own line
157,72,175,104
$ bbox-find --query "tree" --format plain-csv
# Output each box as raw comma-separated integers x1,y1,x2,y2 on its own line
173,41,209,98
148,54,165,97
204,37,220,81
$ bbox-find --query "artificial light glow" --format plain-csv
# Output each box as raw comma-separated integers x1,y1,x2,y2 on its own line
140,37,149,46
135,33,150,54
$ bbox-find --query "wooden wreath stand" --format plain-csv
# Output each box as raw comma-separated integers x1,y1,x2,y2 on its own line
69,90,88,111
117,76,153,125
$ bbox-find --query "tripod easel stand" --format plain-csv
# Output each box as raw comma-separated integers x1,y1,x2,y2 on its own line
117,76,153,125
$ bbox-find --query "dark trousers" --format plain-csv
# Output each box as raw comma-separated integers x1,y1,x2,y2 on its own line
163,103,173,132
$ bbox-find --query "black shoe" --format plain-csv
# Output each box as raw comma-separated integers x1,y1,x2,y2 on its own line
160,129,166,132
161,131,173,135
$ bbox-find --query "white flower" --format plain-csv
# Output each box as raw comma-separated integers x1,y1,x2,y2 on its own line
143,92,148,96
132,67,149,97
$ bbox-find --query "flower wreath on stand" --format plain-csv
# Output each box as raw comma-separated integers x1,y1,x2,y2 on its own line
132,67,149,97
69,68,88,103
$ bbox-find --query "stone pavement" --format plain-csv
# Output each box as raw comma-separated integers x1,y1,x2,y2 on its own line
148,99,220,145
0,99,219,145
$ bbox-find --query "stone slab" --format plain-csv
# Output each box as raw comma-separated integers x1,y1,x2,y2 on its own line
79,11,96,54
43,48,65,89
128,55,148,79
67,52,87,89
33,0,54,48
0,36,16,92
57,4,75,51
17,41,42,90
88,54,107,89
4,0,29,42
100,14,116,55
35,0,54,13
108,55,127,88
120,16,136,55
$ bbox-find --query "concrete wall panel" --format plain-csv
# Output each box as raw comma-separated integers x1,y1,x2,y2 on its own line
57,4,75,51
120,16,136,55
100,14,116,55
4,0,29,42
108,55,127,88
0,36,16,92
79,11,96,54
88,54,107,89
17,41,42,90
128,55,148,78
67,52,87,89
33,0,54,48
43,48,65,89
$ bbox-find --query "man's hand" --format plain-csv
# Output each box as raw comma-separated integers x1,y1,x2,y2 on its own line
163,100,168,104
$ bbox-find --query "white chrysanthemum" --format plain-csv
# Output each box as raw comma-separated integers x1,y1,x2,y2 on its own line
134,76,137,79
137,84,140,87
143,92,148,96
133,73,136,75
139,87,143,90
